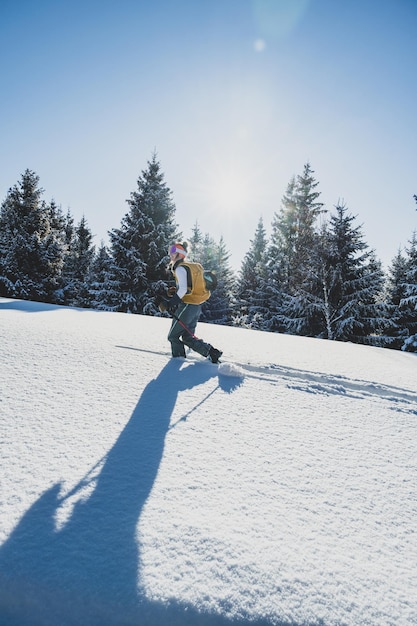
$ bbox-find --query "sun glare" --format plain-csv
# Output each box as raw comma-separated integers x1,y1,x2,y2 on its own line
253,38,266,52
207,170,252,216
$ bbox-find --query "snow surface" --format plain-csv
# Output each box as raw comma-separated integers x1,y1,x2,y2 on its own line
1,296,416,626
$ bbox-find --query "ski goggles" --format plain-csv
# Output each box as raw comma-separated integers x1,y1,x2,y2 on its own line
169,244,186,256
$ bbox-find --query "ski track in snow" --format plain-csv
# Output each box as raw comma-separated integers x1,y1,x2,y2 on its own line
1,298,417,626
119,343,417,415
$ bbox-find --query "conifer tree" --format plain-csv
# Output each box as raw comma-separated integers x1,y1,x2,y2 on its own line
88,243,119,311
259,164,325,333
384,248,410,349
235,217,269,328
60,216,95,307
291,162,325,293
268,176,297,293
270,163,324,295
189,233,235,325
0,170,65,302
108,153,179,314
281,222,329,337
400,231,417,351
261,163,323,332
285,203,388,343
189,221,204,258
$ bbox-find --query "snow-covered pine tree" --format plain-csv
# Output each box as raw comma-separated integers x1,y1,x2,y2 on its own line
270,163,325,296
39,199,67,302
189,221,204,259
251,222,288,332
352,250,390,346
258,164,325,334
384,248,410,349
60,216,95,307
291,203,388,344
291,162,326,294
108,153,180,314
189,233,235,325
282,222,330,337
0,170,65,302
268,176,297,295
88,243,119,311
400,231,417,352
234,217,269,328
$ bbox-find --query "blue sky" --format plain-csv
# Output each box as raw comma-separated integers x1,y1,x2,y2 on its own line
1,0,416,271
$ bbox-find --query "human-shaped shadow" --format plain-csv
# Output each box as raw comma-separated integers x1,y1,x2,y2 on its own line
0,359,303,626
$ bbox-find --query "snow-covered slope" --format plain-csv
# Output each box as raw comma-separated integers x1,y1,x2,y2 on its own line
1,297,416,626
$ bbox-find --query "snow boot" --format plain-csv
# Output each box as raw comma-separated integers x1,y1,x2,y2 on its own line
208,347,222,363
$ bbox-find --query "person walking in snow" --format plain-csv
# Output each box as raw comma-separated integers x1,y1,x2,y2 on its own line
160,242,223,363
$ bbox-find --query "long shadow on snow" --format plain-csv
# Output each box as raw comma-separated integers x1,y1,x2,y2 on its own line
0,359,304,626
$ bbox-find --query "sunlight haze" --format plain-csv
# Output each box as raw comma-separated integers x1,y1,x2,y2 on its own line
1,0,416,270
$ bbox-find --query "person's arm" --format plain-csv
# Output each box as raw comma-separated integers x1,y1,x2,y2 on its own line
175,265,188,299
162,265,188,314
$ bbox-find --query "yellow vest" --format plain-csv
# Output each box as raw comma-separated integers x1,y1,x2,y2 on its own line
176,261,210,305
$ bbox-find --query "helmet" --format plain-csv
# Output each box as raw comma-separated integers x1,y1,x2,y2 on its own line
169,243,187,258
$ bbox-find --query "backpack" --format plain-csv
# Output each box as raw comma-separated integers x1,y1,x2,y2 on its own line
203,270,218,292
176,262,217,305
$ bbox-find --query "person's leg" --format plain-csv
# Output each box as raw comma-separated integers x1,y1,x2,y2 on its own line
177,304,213,357
167,307,187,357
168,303,222,361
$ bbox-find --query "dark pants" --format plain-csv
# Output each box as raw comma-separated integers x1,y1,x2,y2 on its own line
167,302,211,358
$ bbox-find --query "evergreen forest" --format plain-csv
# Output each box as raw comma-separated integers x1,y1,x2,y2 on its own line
1,156,416,353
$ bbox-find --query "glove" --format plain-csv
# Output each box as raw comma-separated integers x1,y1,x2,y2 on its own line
157,297,168,313
166,293,182,314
